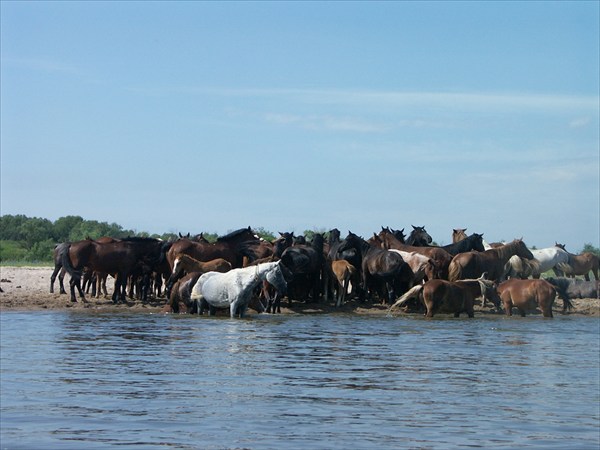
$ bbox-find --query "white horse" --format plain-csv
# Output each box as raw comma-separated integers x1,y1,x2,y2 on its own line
506,246,570,279
388,249,437,285
190,261,288,318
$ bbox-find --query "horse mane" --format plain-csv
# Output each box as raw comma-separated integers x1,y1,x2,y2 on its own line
217,227,254,242
493,239,525,260
121,236,161,243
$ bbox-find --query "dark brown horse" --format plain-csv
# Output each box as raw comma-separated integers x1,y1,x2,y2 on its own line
377,228,452,279
166,227,262,270
448,239,534,282
162,271,203,314
390,275,502,318
497,278,574,318
61,237,165,303
337,232,411,305
405,225,433,246
280,233,325,303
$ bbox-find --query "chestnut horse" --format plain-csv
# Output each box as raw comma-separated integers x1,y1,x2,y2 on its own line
448,239,534,282
165,253,232,297
497,278,573,318
166,227,262,270
390,275,502,318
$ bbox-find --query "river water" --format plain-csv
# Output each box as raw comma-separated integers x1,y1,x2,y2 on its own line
1,311,598,449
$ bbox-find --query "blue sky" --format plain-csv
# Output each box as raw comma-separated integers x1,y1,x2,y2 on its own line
1,1,598,251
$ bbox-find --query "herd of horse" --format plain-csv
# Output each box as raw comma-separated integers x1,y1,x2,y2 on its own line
50,226,599,319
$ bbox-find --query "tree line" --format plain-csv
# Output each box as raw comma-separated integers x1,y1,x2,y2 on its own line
0,214,597,264
0,214,273,263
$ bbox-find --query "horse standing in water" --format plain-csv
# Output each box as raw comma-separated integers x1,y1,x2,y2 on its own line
390,275,501,318
164,253,232,296
190,261,289,318
497,278,573,318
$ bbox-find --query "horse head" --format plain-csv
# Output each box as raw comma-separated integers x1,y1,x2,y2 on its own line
515,239,535,260
390,228,406,243
266,262,289,295
469,233,486,252
477,273,502,311
406,226,433,246
452,228,468,243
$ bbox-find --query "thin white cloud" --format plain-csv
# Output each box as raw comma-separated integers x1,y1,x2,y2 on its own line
569,117,591,128
264,113,388,133
2,57,82,75
135,85,599,112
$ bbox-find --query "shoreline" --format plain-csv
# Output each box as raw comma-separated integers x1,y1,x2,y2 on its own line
1,266,598,317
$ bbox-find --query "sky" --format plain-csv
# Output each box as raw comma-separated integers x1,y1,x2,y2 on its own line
1,1,599,251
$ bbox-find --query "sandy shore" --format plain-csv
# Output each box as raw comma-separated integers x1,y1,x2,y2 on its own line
1,266,598,317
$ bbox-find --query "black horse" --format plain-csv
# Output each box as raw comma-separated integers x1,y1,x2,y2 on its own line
405,226,433,246
279,233,325,304
338,232,411,305
439,233,486,256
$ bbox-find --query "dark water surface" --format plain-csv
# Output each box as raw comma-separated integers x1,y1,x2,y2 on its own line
1,311,599,449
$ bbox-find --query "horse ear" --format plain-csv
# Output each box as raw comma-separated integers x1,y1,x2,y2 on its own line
412,225,417,229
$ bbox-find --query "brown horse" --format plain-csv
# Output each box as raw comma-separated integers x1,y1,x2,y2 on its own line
497,278,574,318
448,239,534,282
166,227,262,270
554,244,599,281
165,253,232,296
337,232,412,305
377,228,453,279
61,237,165,303
390,275,501,318
162,271,204,314
331,259,358,307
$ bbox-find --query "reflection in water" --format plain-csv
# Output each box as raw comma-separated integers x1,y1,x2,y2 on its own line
1,312,599,449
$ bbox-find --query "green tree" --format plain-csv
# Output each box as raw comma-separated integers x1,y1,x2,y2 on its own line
53,216,84,242
254,227,275,241
26,239,55,262
0,215,29,240
18,217,53,249
581,243,600,257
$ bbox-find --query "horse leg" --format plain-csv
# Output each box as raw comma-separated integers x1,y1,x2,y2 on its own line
50,265,61,293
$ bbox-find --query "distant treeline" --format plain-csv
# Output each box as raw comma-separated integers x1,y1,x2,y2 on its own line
0,214,272,263
0,214,598,264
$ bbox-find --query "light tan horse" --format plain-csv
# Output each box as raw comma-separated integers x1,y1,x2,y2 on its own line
555,244,599,281
452,228,468,243
331,260,358,307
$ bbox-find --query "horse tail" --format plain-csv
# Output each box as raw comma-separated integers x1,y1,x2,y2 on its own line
448,258,463,282
60,244,82,279
389,285,423,311
554,283,574,312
